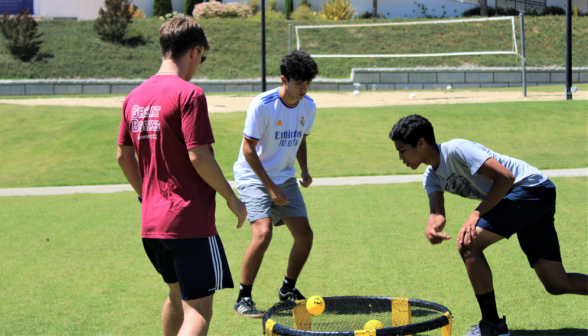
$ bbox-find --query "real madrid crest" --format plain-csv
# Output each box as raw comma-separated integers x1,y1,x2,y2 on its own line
300,115,305,127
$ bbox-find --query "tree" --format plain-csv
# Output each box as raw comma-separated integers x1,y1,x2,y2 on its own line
153,0,172,17
285,0,293,19
0,10,42,61
184,0,204,15
372,0,377,18
480,0,488,17
93,0,135,43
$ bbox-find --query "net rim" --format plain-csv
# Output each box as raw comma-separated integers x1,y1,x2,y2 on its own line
263,296,452,336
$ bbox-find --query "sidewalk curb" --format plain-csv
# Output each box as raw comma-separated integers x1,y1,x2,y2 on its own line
1,168,586,197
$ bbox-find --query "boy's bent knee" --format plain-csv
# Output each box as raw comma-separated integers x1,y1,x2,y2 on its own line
252,229,273,249
458,243,479,260
542,281,569,295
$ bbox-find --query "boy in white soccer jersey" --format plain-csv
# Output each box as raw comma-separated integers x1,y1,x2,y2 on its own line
232,50,319,317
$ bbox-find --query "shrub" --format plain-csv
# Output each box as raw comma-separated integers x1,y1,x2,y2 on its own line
356,11,385,19
496,7,519,15
298,0,312,9
93,0,135,43
0,10,42,62
268,0,277,11
193,1,253,19
131,7,147,19
247,9,284,20
461,6,523,17
184,0,204,15
320,0,356,20
153,0,172,17
542,6,565,16
248,0,260,14
462,6,496,17
292,5,316,20
159,11,185,19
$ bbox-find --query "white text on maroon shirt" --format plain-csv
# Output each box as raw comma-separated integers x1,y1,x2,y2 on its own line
131,105,161,136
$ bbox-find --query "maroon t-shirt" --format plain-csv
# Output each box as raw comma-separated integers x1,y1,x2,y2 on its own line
118,75,217,239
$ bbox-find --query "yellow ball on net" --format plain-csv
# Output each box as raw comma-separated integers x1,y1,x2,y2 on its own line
364,319,384,330
306,295,325,315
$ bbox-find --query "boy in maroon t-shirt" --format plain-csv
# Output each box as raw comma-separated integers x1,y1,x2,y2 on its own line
117,18,246,336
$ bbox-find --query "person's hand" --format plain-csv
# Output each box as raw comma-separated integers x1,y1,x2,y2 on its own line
458,211,480,245
227,196,247,229
299,171,312,188
268,181,289,206
425,215,452,244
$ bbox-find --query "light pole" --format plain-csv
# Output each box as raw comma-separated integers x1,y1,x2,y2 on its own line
565,0,572,100
261,0,266,92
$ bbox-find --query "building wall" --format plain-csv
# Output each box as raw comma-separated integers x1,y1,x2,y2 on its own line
33,0,579,20
37,0,78,19
34,0,184,20
230,0,483,19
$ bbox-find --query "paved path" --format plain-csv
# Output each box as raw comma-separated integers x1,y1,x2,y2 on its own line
1,168,586,197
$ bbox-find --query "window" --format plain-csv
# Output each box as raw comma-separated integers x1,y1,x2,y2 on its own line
0,0,34,15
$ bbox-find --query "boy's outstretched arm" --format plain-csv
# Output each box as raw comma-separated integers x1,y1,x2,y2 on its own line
459,157,515,245
425,191,452,244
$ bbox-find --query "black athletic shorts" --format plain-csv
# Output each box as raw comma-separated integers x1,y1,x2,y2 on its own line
477,179,562,268
142,235,234,300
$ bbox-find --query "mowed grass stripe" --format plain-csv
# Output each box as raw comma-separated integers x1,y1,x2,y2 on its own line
0,178,585,335
0,100,586,188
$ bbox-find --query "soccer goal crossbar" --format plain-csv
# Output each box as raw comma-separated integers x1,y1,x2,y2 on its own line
295,16,520,59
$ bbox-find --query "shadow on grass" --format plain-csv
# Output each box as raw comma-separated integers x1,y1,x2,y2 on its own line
123,35,147,47
512,329,588,336
34,52,54,62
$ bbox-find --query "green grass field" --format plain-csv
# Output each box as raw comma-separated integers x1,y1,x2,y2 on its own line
0,177,586,335
0,16,586,79
0,100,586,188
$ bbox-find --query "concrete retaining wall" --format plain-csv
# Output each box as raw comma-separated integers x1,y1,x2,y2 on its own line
0,67,586,96
350,67,588,90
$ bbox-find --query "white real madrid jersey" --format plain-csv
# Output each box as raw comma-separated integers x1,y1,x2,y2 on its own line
233,88,316,186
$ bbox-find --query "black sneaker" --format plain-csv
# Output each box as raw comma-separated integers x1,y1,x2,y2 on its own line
233,297,263,318
278,287,306,302
464,316,510,336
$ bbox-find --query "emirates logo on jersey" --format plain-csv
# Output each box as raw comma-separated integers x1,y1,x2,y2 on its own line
300,115,305,127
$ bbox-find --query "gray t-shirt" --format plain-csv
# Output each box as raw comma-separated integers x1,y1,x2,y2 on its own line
423,139,547,200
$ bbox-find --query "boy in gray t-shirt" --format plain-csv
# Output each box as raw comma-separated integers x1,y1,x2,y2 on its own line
390,115,587,336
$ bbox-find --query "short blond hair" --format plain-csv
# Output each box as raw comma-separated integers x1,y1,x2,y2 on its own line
159,17,210,59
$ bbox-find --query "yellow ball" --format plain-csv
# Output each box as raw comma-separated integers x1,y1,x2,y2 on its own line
364,319,384,330
306,295,325,315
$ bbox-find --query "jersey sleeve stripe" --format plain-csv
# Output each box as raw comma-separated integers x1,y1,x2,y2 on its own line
243,134,260,142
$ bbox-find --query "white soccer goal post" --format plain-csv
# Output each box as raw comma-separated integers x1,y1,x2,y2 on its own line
294,16,528,96
295,16,520,59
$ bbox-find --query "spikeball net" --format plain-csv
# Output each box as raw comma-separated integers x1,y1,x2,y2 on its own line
263,296,453,336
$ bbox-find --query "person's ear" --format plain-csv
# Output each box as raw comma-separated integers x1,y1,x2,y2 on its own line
280,75,288,86
190,46,199,60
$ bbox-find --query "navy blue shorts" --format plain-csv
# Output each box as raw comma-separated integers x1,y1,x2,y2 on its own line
477,179,562,268
142,235,234,300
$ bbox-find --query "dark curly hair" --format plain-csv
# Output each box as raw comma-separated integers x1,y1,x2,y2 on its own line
280,50,319,82
389,114,437,147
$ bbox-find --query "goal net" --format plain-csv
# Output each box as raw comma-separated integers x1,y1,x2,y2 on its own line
295,17,521,61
